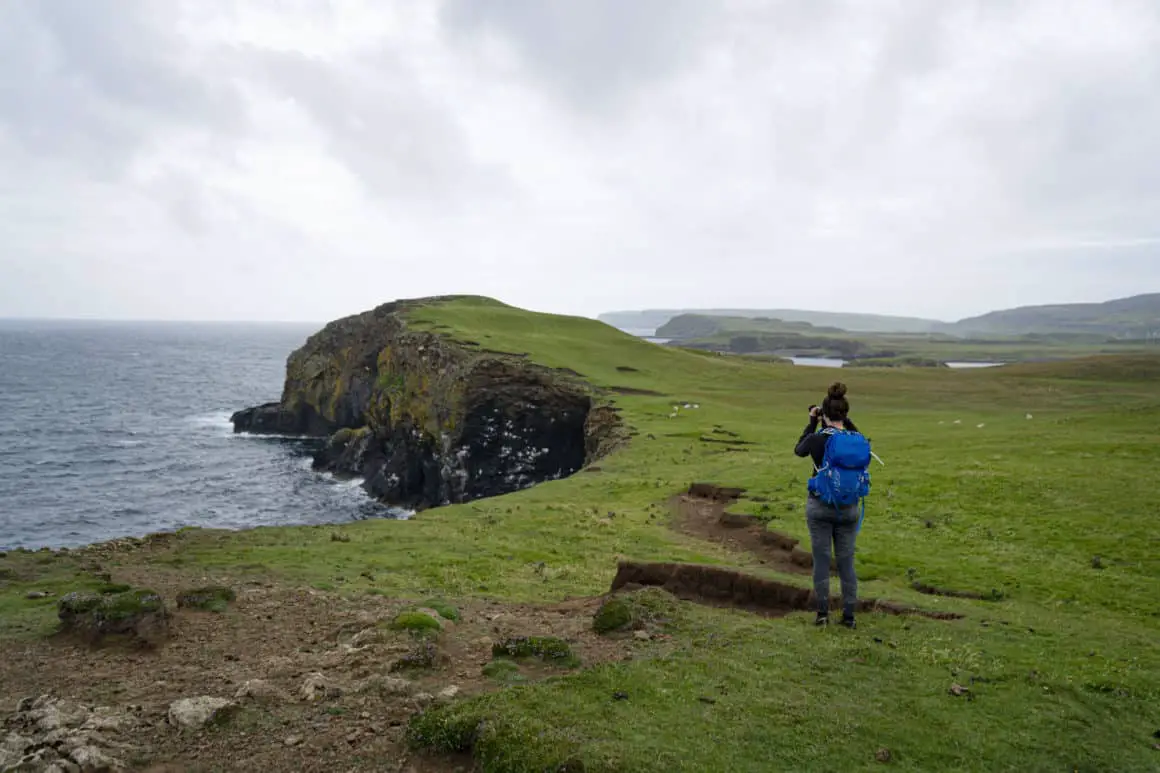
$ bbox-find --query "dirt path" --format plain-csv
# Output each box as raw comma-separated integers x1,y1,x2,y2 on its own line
672,484,829,575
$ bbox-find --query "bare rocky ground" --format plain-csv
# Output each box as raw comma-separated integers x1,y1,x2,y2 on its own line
0,576,633,773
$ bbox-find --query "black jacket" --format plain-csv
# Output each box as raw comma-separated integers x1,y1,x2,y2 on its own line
794,417,860,474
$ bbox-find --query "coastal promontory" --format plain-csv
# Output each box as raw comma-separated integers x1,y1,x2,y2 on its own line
231,296,623,510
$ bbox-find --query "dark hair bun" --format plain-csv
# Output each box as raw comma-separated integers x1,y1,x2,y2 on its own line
827,382,848,400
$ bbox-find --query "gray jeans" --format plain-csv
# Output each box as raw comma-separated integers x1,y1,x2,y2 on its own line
805,496,859,616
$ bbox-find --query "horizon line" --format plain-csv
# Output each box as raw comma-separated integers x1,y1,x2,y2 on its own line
0,316,329,325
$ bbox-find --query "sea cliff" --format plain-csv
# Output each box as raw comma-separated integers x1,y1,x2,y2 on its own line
231,297,622,509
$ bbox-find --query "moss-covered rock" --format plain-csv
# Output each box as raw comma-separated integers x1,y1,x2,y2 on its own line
390,639,449,672
592,597,634,634
391,611,444,633
593,588,683,635
230,297,623,511
176,586,236,613
58,588,169,645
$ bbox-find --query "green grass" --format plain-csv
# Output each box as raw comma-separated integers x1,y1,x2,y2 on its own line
4,296,1159,770
391,611,444,633
481,660,527,685
491,636,579,668
0,551,124,637
411,600,1157,772
418,598,460,621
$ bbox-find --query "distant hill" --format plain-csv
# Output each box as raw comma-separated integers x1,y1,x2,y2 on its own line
948,293,1160,338
601,293,1160,339
599,308,942,334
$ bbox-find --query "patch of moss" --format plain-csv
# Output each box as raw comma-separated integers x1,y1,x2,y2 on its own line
100,589,165,621
391,611,443,633
176,586,236,613
491,636,579,667
419,598,460,621
592,597,633,634
96,583,133,595
330,427,356,446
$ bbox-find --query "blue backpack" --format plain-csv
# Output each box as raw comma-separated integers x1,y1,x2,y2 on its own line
808,428,872,529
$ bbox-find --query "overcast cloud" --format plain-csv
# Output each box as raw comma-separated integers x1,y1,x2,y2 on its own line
1,0,1158,323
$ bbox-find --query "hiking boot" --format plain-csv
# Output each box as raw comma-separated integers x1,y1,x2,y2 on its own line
815,613,830,627
840,616,857,630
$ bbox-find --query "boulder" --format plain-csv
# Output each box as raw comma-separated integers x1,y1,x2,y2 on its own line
68,745,117,772
299,673,343,702
57,589,168,646
167,697,238,730
355,675,415,698
230,297,625,511
234,680,289,704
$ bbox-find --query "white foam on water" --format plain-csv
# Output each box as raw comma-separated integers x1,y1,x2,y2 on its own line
234,430,319,441
186,412,234,432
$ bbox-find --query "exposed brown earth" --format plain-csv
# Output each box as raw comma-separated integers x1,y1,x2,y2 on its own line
610,561,964,621
672,484,827,575
0,578,633,773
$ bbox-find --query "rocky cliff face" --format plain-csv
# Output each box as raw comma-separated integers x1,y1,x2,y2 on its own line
232,298,624,510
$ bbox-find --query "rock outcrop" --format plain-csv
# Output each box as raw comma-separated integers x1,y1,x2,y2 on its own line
57,589,169,647
166,697,238,731
232,297,624,510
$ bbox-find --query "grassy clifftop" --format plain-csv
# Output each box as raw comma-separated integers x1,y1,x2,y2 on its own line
3,297,1160,772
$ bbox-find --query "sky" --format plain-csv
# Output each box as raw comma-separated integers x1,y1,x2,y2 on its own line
1,0,1159,323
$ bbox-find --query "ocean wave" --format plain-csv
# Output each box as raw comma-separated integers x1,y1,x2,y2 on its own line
186,412,234,431
234,430,321,441
0,323,407,550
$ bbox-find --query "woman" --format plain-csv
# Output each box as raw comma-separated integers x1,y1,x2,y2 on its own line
793,382,860,629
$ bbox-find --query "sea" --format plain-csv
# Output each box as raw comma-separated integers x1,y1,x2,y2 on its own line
0,321,398,552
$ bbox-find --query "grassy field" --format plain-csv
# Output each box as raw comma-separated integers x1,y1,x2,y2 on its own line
3,297,1159,771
